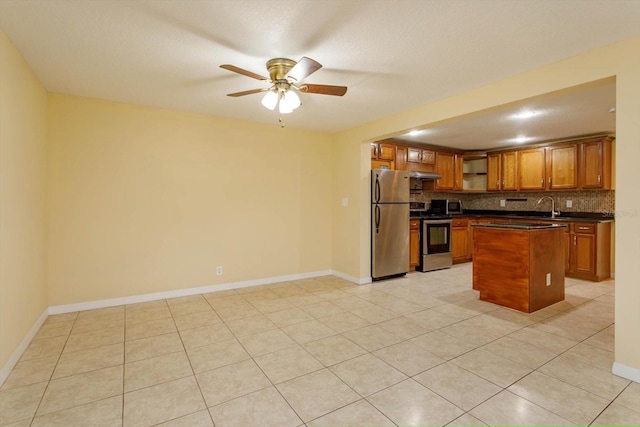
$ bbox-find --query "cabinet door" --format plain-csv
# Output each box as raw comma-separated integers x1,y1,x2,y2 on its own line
407,148,421,163
487,153,501,191
451,226,469,262
378,143,396,161
410,228,420,268
518,147,546,190
435,152,455,190
421,150,435,164
501,151,518,191
372,159,393,170
548,144,578,189
574,233,596,275
371,143,378,159
580,140,604,189
454,154,464,191
395,146,407,171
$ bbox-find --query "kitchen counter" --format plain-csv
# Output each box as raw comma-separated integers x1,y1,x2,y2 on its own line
460,209,614,223
473,223,567,230
473,224,565,313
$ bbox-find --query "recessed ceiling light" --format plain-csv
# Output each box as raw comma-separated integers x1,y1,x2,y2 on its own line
406,130,424,136
512,110,540,120
513,135,531,144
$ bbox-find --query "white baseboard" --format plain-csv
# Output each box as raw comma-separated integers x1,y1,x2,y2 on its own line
0,309,48,387
49,269,333,315
331,270,371,285
612,362,640,383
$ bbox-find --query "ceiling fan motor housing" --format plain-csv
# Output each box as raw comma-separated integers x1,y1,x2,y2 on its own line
266,58,297,81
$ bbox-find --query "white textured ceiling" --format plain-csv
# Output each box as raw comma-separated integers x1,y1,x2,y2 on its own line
394,78,616,150
1,0,638,148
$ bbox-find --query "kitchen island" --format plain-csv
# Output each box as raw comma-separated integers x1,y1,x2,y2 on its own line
472,223,566,313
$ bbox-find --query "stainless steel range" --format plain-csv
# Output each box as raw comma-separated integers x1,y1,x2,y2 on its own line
420,217,452,271
410,202,453,272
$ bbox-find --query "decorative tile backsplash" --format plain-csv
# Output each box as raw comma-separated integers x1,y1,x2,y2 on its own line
410,186,615,214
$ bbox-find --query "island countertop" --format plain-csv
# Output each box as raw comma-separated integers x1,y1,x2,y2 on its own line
472,222,567,230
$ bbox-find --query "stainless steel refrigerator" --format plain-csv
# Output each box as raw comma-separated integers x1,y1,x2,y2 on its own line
371,169,410,280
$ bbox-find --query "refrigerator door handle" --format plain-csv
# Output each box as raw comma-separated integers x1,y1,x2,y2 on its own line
375,204,381,233
374,175,381,204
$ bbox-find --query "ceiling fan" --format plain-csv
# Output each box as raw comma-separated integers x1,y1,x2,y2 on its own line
220,57,347,114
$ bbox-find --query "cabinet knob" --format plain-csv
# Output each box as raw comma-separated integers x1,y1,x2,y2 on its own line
540,178,544,186
597,174,601,184
574,236,577,245
548,177,552,185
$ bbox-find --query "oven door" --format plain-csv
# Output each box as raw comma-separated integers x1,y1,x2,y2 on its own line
423,219,452,254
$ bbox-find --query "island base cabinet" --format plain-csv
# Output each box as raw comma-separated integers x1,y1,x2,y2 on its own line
473,227,565,313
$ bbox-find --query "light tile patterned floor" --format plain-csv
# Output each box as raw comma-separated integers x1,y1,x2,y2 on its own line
1,264,639,426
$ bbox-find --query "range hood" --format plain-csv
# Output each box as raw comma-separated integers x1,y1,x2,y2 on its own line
409,170,442,180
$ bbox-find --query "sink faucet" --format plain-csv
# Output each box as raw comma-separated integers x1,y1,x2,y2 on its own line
537,196,561,218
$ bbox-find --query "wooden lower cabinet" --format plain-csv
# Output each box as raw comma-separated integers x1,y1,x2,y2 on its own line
452,217,470,264
477,218,610,281
410,219,420,269
567,222,610,281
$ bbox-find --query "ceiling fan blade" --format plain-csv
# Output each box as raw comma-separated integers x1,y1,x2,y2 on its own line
287,57,322,82
220,64,268,81
301,84,348,96
226,88,267,97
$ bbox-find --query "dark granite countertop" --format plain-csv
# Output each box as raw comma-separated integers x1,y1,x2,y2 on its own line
459,209,614,223
472,222,568,230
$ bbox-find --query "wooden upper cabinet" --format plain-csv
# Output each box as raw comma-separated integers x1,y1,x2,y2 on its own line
435,152,455,190
518,147,546,190
407,147,421,163
501,151,518,191
371,142,396,170
548,144,578,190
407,147,435,164
487,153,501,191
580,137,612,189
395,145,407,171
421,150,436,164
454,154,463,191
377,143,395,161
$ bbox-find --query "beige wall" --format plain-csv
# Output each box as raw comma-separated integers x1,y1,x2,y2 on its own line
46,94,333,305
333,36,640,375
0,31,49,368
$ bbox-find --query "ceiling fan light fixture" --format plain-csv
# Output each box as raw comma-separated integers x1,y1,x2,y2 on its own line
283,90,301,110
278,92,293,114
261,90,278,110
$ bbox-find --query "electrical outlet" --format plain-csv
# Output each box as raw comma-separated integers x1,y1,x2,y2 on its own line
500,200,506,207
216,266,223,276
546,273,551,286
566,200,573,208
